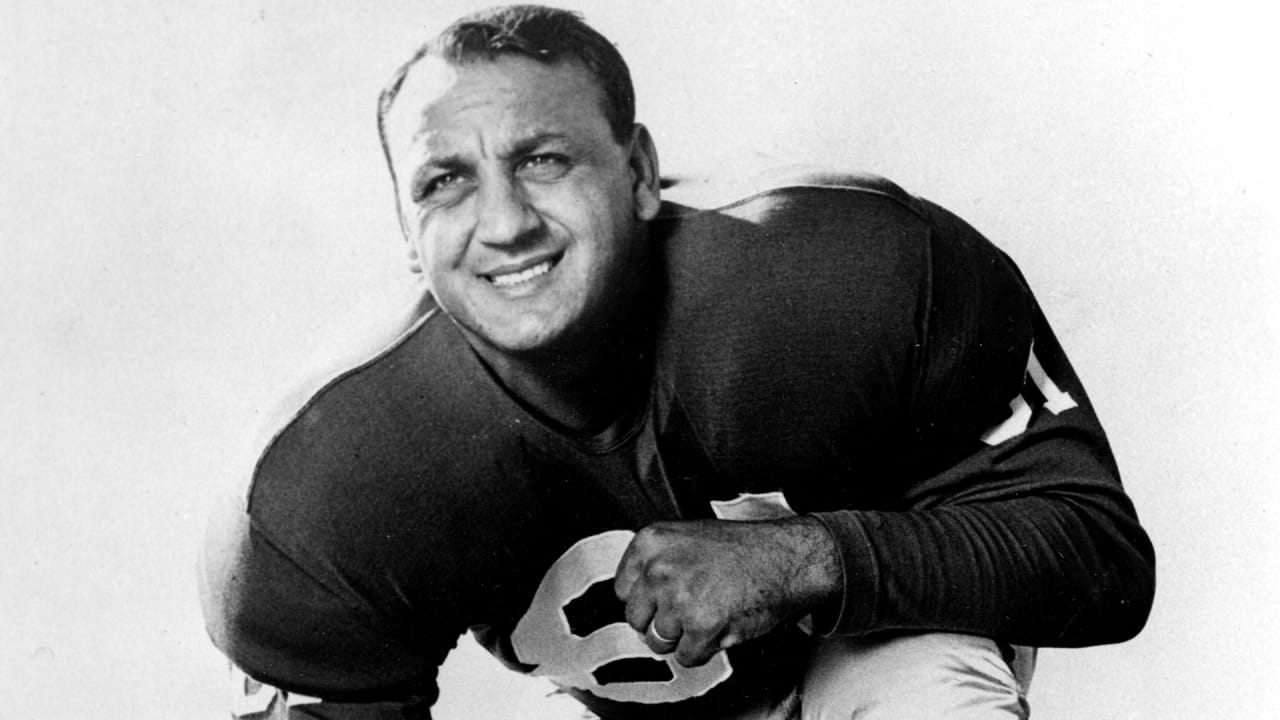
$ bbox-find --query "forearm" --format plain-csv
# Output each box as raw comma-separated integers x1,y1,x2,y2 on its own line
810,491,1155,646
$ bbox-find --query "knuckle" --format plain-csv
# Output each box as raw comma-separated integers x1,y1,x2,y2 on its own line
644,558,676,583
720,631,742,650
683,605,723,636
674,644,710,668
613,571,634,600
623,601,651,632
634,525,663,548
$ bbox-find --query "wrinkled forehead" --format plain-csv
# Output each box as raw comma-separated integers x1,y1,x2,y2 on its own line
384,55,461,145
385,54,611,150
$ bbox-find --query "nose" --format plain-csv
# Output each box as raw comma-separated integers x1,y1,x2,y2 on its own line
473,174,540,248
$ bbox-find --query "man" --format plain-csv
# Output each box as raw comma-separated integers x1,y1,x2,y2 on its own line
200,6,1154,719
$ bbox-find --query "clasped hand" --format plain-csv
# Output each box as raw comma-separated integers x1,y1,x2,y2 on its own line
613,516,839,667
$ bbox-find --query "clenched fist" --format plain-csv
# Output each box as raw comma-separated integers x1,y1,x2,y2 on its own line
613,516,841,667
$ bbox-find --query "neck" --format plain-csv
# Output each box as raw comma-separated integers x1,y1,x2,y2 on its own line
466,307,656,437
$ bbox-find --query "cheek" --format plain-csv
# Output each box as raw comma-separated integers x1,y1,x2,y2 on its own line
413,221,470,270
587,205,640,267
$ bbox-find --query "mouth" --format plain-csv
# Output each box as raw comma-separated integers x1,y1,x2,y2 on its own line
483,253,562,289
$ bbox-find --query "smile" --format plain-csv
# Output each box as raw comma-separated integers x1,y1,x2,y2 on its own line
485,257,559,288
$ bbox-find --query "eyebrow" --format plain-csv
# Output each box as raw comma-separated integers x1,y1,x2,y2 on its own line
408,157,465,199
418,130,572,167
408,131,574,195
504,131,572,159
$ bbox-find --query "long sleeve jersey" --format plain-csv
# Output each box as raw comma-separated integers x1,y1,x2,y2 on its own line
200,170,1154,719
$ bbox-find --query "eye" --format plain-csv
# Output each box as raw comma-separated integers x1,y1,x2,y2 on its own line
414,172,466,203
519,154,570,181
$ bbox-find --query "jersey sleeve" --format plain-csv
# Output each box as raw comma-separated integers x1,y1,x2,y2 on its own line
810,200,1156,647
199,487,450,717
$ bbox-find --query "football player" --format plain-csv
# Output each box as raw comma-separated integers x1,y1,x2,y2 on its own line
200,6,1154,718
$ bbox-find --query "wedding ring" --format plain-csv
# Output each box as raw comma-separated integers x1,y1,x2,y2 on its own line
647,623,679,647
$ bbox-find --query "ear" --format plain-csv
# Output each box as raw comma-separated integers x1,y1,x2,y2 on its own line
392,191,423,274
406,243,423,274
627,124,661,221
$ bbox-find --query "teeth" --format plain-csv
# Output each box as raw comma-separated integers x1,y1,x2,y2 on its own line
490,260,553,287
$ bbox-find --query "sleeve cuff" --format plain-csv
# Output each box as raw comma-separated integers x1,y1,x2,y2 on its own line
809,510,880,636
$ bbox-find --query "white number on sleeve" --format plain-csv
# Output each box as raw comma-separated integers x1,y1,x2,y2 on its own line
980,345,1077,446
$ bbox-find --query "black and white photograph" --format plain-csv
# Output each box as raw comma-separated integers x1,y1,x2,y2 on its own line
2,1,1276,717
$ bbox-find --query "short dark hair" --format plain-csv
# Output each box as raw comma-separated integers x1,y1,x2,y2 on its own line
377,5,636,193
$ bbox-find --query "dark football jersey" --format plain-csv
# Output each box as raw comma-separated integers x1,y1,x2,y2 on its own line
200,171,1152,719
647,173,1151,644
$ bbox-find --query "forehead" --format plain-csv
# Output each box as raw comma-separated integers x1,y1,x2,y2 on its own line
385,54,613,157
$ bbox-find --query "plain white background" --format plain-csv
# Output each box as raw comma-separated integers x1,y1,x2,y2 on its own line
2,1,1276,717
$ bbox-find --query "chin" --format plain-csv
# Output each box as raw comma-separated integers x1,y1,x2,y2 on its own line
478,316,572,355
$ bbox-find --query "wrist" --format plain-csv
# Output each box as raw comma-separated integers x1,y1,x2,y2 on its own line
777,515,843,621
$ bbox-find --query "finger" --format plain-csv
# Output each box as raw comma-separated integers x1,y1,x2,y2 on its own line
645,621,680,655
622,590,657,634
673,627,721,668
613,537,646,601
673,619,731,668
